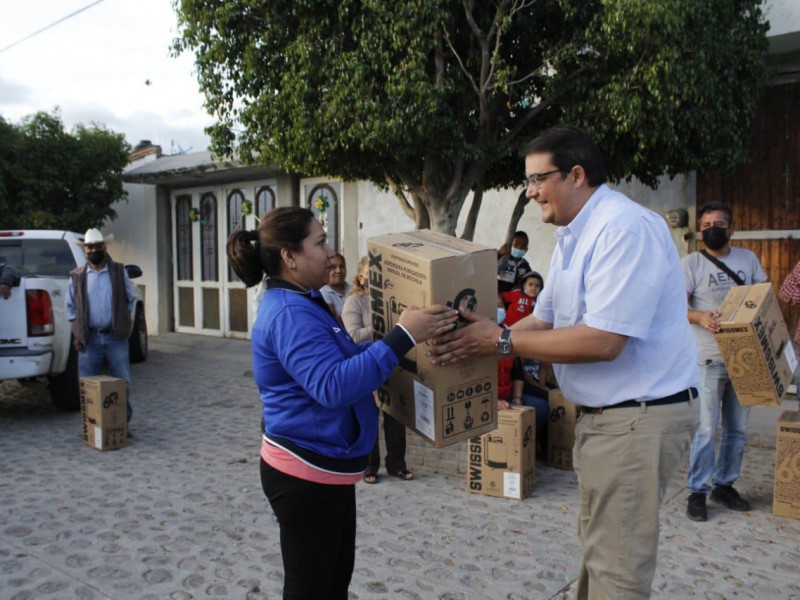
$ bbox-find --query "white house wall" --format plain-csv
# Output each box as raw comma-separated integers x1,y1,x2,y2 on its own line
105,180,162,335
356,174,695,283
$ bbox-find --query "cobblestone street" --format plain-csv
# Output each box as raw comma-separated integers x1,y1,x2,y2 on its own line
1,334,799,599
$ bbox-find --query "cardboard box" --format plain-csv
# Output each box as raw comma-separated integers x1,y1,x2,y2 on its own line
466,406,536,500
80,376,127,450
547,388,576,470
774,411,800,520
716,283,797,407
368,230,498,447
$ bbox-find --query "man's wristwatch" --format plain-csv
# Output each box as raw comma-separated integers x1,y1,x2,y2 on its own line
496,329,512,355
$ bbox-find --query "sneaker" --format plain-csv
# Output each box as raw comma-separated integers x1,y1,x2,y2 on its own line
686,492,707,521
710,485,751,511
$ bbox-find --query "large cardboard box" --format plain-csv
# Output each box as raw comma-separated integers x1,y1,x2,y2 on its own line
368,230,498,447
547,388,576,470
716,283,797,407
80,376,127,451
774,411,800,520
466,406,536,500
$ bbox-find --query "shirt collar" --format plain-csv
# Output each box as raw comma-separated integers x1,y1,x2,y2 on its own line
86,263,109,274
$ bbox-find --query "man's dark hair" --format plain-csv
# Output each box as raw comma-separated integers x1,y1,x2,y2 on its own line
522,125,607,187
512,231,529,243
698,202,733,226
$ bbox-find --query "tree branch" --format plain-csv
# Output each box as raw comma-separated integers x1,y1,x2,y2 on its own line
384,172,416,222
460,181,484,241
442,24,480,96
505,189,531,245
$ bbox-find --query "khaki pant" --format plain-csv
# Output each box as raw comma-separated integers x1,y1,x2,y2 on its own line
573,400,699,600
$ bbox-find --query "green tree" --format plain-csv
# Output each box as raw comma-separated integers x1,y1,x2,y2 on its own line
0,111,130,232
173,0,768,236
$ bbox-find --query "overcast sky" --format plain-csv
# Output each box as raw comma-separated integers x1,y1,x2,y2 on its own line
0,0,212,154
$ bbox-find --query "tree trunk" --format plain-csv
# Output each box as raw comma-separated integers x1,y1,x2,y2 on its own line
460,184,484,241
505,190,531,245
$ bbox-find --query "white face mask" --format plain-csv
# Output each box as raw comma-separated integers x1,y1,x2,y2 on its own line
510,248,526,259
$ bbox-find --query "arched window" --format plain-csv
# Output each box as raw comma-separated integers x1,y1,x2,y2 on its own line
200,192,218,282
256,185,276,218
227,189,245,282
175,195,193,281
306,182,340,251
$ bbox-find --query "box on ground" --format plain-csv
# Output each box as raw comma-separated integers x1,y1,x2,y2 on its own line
547,388,576,470
716,283,796,407
80,376,127,450
368,230,498,448
466,406,536,500
774,411,800,520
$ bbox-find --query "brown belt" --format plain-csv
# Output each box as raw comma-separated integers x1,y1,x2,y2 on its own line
578,387,696,415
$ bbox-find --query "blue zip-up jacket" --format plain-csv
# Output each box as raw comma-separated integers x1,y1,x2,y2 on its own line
253,279,414,472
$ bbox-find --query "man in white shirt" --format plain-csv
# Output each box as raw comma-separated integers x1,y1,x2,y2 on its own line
429,126,699,600
683,202,767,521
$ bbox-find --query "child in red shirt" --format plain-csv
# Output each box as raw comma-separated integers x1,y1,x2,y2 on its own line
500,272,543,327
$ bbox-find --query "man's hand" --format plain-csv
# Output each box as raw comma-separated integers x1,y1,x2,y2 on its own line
0,283,10,299
73,339,86,352
428,309,500,365
698,309,721,333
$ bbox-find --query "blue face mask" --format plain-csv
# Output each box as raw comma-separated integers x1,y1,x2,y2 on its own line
497,307,506,325
510,248,526,259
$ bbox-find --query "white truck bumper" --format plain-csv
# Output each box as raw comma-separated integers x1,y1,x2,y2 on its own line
0,351,54,380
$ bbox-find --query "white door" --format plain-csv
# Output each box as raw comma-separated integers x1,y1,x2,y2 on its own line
172,190,223,336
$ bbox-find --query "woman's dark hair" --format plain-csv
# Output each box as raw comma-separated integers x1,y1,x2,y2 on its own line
522,125,607,187
226,207,316,287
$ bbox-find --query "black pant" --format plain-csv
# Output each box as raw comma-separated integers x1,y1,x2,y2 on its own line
366,412,407,474
260,459,356,600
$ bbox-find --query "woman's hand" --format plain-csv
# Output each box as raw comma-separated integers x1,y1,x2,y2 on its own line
398,304,459,343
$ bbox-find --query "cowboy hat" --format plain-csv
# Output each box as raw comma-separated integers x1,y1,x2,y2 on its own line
79,228,115,246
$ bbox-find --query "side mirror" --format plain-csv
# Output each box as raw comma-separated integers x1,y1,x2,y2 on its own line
125,265,143,279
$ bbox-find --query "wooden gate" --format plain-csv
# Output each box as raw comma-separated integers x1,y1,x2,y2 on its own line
697,81,800,336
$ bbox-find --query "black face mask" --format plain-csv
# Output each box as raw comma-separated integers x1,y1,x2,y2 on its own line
702,226,729,250
87,250,106,265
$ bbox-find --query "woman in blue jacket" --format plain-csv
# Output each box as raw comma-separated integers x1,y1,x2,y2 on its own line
227,207,457,599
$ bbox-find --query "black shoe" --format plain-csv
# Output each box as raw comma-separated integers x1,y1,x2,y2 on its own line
710,485,751,511
686,492,707,521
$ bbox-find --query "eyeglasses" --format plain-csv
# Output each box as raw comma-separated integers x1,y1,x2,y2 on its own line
521,169,562,189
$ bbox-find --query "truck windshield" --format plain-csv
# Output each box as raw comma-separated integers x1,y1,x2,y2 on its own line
0,239,76,277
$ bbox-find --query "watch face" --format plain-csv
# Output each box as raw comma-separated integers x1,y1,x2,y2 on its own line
497,329,512,355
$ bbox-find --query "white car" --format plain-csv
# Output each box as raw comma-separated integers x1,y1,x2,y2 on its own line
0,230,147,411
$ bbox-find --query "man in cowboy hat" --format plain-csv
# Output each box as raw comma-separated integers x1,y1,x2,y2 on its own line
67,228,140,422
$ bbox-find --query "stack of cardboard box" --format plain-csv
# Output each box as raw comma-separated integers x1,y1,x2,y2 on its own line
368,230,498,448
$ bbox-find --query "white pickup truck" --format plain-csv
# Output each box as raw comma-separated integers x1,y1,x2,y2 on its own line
0,230,147,411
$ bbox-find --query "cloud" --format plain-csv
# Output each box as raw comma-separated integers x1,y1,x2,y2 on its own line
0,76,31,106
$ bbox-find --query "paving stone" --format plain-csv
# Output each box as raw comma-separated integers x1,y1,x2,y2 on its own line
1,333,799,599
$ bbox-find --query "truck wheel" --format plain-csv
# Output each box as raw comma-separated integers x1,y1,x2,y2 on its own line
129,304,148,363
49,343,80,411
